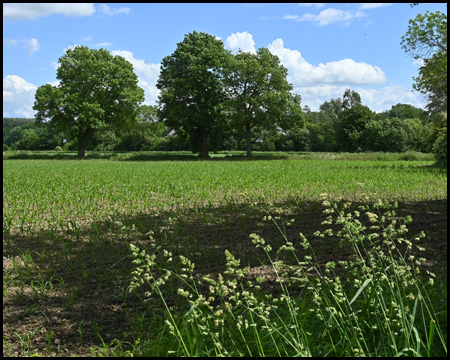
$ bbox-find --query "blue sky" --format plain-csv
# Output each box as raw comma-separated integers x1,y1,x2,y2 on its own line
3,3,447,118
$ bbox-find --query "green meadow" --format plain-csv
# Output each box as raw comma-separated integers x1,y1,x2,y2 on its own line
3,153,447,357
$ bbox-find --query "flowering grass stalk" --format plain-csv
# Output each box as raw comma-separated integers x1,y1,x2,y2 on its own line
127,196,446,357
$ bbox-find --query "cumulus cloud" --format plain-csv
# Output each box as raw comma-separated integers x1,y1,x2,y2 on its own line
268,38,386,86
3,75,37,117
297,8,366,26
225,32,256,54
111,50,160,104
3,3,95,19
357,85,426,112
296,84,425,113
262,38,421,112
98,4,131,16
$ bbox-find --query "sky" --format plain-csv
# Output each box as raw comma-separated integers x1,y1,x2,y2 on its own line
3,3,447,118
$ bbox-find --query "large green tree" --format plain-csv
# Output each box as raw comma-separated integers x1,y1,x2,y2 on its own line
157,31,231,158
224,48,303,157
33,46,144,158
401,9,447,113
401,7,447,165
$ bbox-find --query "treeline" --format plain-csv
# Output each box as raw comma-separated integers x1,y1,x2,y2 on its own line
3,94,444,154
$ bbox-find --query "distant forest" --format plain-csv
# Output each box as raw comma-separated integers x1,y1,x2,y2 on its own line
3,101,441,154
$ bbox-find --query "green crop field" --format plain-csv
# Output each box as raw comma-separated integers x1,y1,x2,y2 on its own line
3,154,447,357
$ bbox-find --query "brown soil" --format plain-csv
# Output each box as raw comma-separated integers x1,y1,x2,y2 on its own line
3,199,447,357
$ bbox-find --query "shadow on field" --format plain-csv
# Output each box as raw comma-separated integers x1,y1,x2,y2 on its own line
3,199,447,356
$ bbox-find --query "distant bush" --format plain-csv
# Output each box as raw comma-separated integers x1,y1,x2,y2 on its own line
3,144,9,151
54,146,63,152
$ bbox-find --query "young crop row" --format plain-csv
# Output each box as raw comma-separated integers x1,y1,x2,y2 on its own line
3,159,446,233
2,158,447,357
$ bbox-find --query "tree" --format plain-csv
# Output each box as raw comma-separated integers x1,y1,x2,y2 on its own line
429,111,447,166
401,8,447,165
115,105,169,151
364,117,411,152
401,9,447,113
317,97,345,151
224,48,303,157
387,103,429,122
157,31,231,158
33,46,144,158
341,88,362,110
320,97,344,118
337,105,376,152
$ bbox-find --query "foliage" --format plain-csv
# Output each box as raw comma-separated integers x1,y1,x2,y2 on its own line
157,31,232,158
430,112,447,166
364,117,411,152
33,45,144,158
224,48,303,157
338,105,376,152
341,88,362,110
387,103,429,122
401,10,447,114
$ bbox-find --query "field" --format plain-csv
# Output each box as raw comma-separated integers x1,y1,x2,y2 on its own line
3,152,447,357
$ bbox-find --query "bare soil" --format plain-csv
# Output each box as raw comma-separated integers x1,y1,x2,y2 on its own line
3,199,447,357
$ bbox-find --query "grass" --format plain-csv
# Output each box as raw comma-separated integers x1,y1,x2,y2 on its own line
2,152,447,356
3,149,437,162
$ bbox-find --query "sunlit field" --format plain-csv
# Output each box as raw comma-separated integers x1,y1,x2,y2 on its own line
3,153,447,357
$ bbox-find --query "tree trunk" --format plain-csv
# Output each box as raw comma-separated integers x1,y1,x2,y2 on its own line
200,129,209,159
246,124,252,158
77,128,94,159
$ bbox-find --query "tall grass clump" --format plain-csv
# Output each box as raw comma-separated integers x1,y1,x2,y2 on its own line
127,197,446,357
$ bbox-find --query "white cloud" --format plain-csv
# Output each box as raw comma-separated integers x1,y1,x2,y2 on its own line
95,42,112,47
295,84,425,112
297,3,325,8
283,15,299,20
359,3,393,10
4,37,40,55
3,75,37,117
358,85,426,112
295,8,366,26
268,38,386,86
4,38,18,46
111,50,160,104
24,38,40,56
98,4,131,16
3,3,95,20
225,32,256,54
263,38,421,112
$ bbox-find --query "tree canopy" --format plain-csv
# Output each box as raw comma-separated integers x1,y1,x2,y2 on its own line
401,9,447,113
33,46,144,158
224,48,303,157
157,31,231,158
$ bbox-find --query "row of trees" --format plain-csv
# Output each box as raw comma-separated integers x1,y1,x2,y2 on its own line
3,98,441,155
30,32,303,159
4,6,447,164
